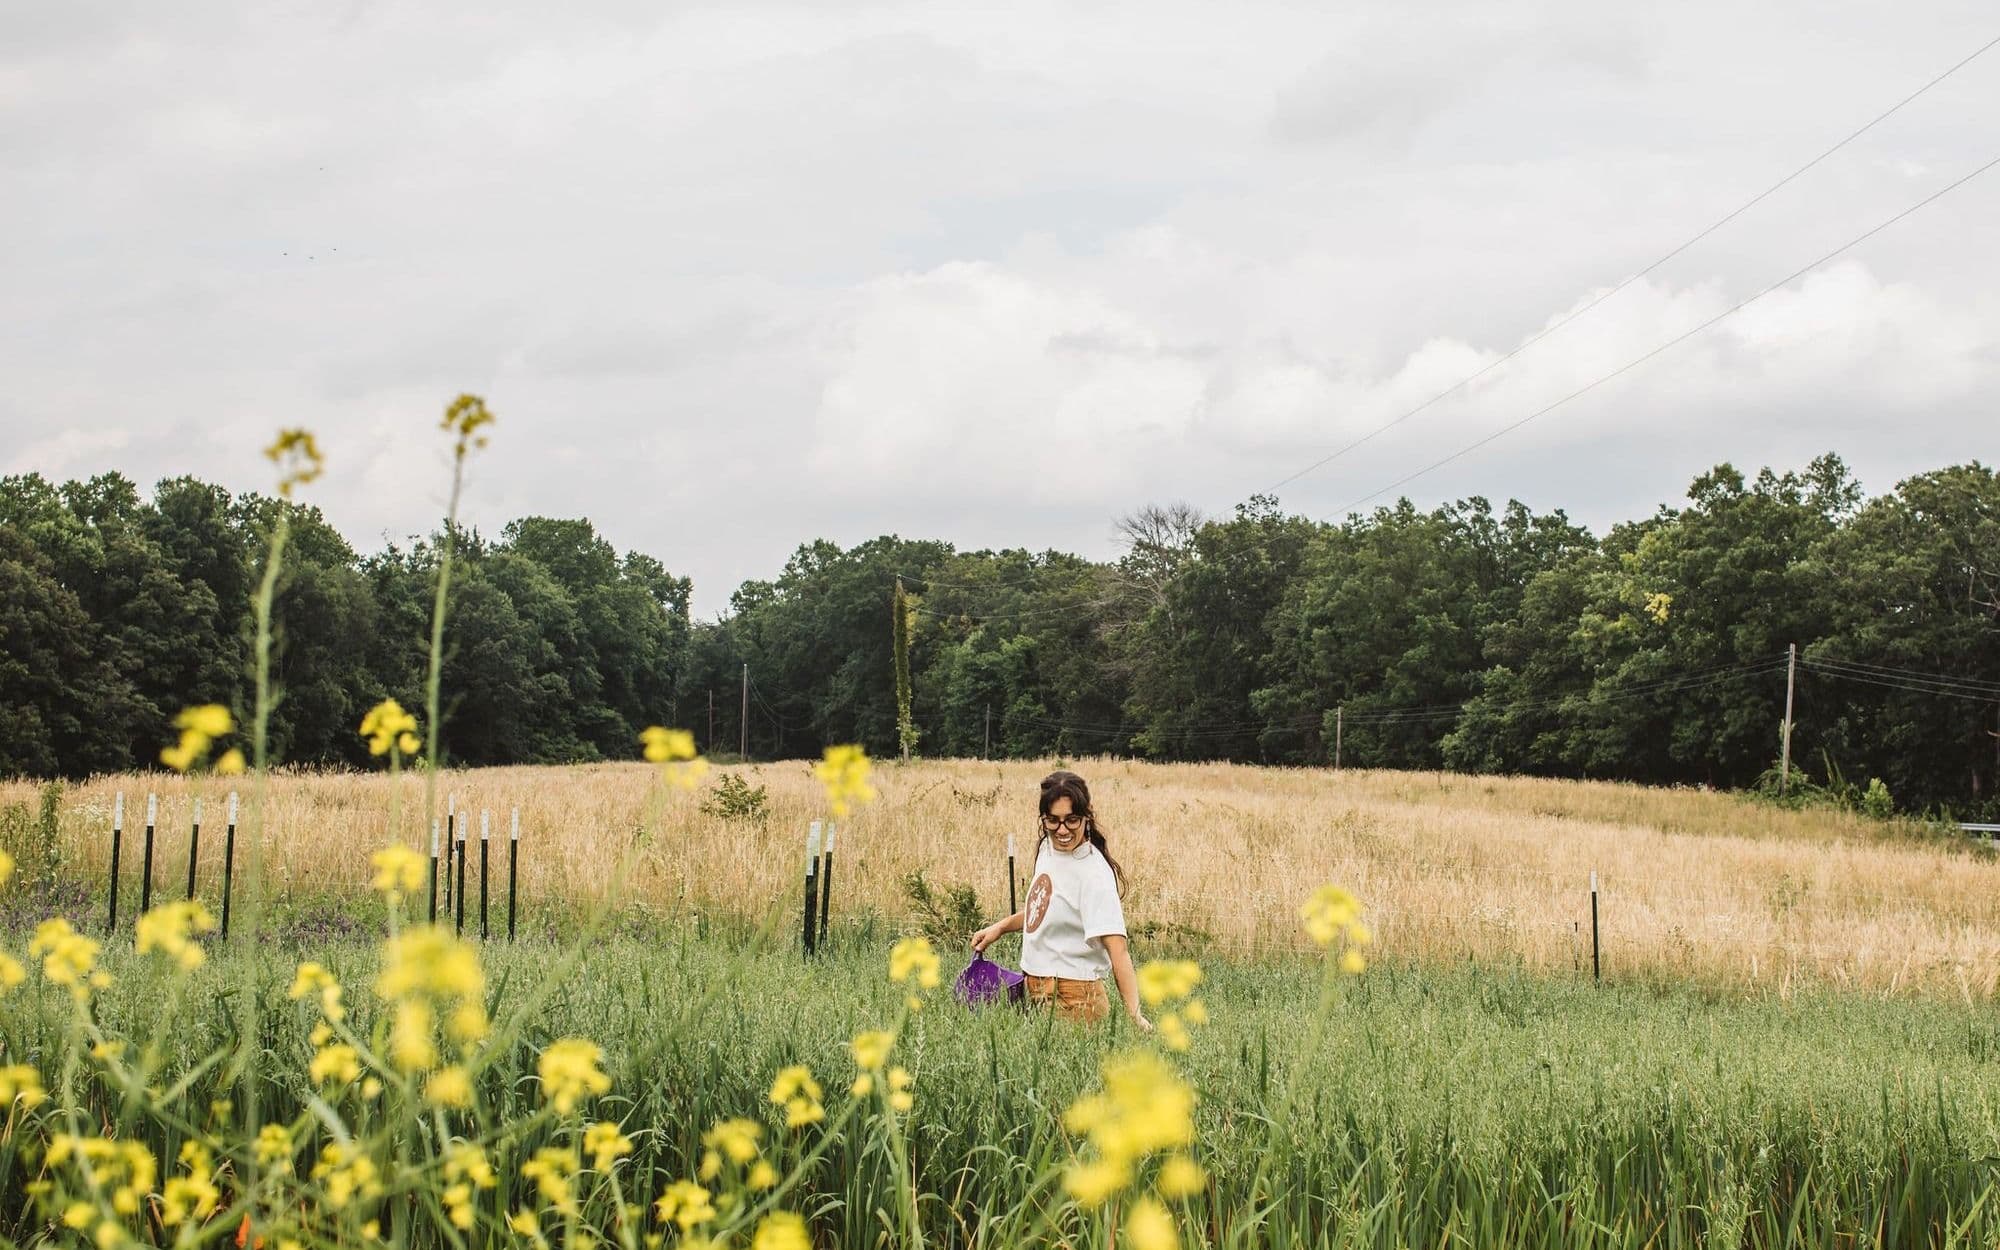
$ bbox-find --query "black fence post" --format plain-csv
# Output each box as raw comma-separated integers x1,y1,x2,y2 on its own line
1590,870,1601,982
139,793,156,922
443,798,456,918
1007,831,1017,917
508,808,519,942
802,822,820,958
479,810,490,941
220,793,237,938
454,823,467,937
107,793,124,934
817,822,835,948
186,796,201,900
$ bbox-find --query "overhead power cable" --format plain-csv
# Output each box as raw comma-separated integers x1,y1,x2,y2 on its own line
1265,30,2000,497
1319,148,2000,521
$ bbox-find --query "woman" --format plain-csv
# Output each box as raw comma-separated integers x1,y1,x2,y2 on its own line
971,770,1150,1031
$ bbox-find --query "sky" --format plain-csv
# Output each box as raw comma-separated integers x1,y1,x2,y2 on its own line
3,1,1996,618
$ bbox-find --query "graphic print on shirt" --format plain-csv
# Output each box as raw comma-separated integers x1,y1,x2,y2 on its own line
1024,873,1054,934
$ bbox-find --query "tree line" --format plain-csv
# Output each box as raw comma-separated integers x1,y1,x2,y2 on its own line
3,454,1997,814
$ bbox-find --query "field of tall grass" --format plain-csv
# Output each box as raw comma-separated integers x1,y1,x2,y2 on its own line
8,755,1997,996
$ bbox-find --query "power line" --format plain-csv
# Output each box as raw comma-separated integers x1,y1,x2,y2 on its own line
1801,661,2000,703
1265,30,2000,497
1802,656,2000,697
1319,148,2000,521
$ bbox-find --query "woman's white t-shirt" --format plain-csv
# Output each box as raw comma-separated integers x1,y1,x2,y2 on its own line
1020,840,1125,980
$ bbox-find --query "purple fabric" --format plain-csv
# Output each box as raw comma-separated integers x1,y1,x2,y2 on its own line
954,954,1026,1007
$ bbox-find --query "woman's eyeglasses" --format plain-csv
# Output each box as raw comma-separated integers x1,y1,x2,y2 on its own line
1040,814,1085,831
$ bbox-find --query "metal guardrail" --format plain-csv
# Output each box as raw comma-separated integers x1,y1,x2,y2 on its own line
1961,823,2000,837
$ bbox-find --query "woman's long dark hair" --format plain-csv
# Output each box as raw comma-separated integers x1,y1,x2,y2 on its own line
1038,769,1126,895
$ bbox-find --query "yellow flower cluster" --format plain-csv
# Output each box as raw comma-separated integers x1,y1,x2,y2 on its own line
536,1038,612,1114
265,428,325,498
1136,960,1208,1052
288,961,346,1022
0,949,27,996
369,844,427,900
1299,884,1373,973
311,1140,382,1209
0,1063,45,1107
375,925,490,1076
1061,1050,1200,1236
358,698,420,758
47,1133,158,1219
650,1109,798,1245
443,1141,497,1230
159,703,245,774
583,1121,634,1171
768,1064,824,1128
160,1141,221,1227
522,1146,581,1217
0,846,12,888
639,725,710,789
30,919,112,1000
441,394,496,461
135,900,217,971
889,935,940,1010
813,744,877,818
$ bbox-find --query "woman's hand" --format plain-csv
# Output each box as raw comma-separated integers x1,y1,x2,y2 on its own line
1130,1011,1153,1033
970,923,1001,954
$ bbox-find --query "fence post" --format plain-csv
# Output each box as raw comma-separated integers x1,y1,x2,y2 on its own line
818,822,835,948
443,796,456,915
479,810,490,941
455,821,467,937
140,793,157,921
186,797,202,900
1590,870,1601,982
1007,831,1017,916
508,808,519,942
221,792,237,938
428,818,440,925
803,822,821,958
107,793,124,934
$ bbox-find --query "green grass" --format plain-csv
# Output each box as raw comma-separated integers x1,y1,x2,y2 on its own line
5,925,1999,1248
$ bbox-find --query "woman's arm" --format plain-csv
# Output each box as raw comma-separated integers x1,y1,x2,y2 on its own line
970,911,1024,953
1100,935,1151,1032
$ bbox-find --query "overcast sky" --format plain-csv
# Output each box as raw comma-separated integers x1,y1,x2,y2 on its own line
4,2,1995,617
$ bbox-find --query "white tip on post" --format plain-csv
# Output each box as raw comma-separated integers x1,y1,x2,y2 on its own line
1590,870,1598,893
481,811,490,841
1007,831,1015,857
806,822,821,865
511,808,520,841
114,793,124,831
193,797,202,824
448,793,456,816
147,793,157,825
824,822,836,854
228,792,238,824
431,819,440,856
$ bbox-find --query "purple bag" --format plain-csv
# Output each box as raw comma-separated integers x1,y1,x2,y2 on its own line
954,954,1025,1007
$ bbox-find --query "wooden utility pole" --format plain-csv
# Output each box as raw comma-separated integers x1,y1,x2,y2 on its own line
708,690,715,754
985,706,992,759
740,662,749,760
1334,704,1344,771
1780,643,1797,794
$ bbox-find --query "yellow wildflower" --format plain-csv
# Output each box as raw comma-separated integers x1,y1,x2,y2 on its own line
1156,1153,1207,1199
888,936,940,990
655,1179,717,1230
254,1124,294,1173
135,900,216,971
370,844,426,899
288,961,346,1022
0,847,13,887
160,1142,221,1226
1063,1157,1132,1207
752,1212,810,1250
520,1146,579,1216
1060,1050,1197,1208
0,953,25,994
702,1117,762,1167
1342,948,1368,975
442,394,496,459
389,998,439,1072
584,1121,634,1171
1125,1196,1179,1250
1136,960,1201,1007
265,428,325,498
359,698,419,757
375,926,485,1002
851,1029,894,1071
160,704,235,772
640,726,711,790
216,748,246,775
768,1065,824,1128
813,744,876,818
1157,1013,1190,1053
62,1203,92,1230
537,1038,611,1114
0,1064,45,1107
425,1065,474,1109
30,919,108,998
309,1043,361,1087
508,1211,539,1236
310,1141,381,1209
445,1141,497,1189
1181,999,1209,1027
1299,884,1359,947
747,1159,778,1190
887,1066,914,1115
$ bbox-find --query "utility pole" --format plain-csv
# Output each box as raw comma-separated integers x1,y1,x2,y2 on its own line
1334,704,1344,771
708,690,715,754
740,662,749,760
1780,643,1797,795
985,706,992,759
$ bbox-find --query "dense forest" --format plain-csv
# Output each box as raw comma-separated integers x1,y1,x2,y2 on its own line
3,454,1996,814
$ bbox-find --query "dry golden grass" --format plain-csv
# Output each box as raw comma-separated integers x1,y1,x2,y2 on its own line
9,758,1999,997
